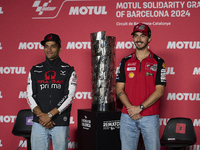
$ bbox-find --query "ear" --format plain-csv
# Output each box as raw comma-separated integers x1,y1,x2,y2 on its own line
148,37,152,43
59,47,62,53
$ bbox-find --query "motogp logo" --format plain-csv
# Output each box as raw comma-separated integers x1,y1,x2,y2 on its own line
32,0,56,15
32,0,69,19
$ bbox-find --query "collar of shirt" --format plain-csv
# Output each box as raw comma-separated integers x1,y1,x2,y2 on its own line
132,50,153,61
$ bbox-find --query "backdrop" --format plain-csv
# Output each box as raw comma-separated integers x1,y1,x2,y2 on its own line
0,0,200,149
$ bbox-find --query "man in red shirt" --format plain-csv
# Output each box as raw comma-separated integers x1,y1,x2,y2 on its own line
116,23,166,150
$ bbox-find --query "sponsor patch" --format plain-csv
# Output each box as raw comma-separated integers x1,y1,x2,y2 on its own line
127,67,136,71
26,116,33,125
168,138,176,141
161,69,166,82
128,72,134,78
146,72,154,76
128,62,136,66
161,69,166,72
72,72,77,83
60,70,66,75
145,63,157,71
162,63,166,68
176,123,186,134
63,116,68,122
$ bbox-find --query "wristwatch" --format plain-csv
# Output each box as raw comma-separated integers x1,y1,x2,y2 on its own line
48,112,53,118
140,105,145,111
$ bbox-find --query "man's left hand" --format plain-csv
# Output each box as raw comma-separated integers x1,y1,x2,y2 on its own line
131,114,142,120
38,113,51,127
127,105,142,117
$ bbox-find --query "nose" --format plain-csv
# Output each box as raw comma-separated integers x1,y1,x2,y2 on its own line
136,36,141,41
46,46,52,51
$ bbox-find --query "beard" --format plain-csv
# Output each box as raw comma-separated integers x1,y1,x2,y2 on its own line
135,41,149,50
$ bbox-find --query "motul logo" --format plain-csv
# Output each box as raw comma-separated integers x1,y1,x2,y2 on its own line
75,92,92,99
167,93,200,101
167,41,200,49
166,67,175,75
0,42,2,50
0,115,16,123
69,6,107,15
159,118,170,126
193,67,200,75
66,42,91,49
66,41,137,49
0,91,2,98
116,41,136,49
18,42,43,50
0,67,26,74
0,7,3,14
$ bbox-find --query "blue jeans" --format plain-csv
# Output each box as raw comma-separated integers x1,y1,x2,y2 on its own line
120,113,160,150
31,122,70,150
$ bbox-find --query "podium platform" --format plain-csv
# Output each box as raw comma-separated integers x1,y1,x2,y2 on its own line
78,109,121,150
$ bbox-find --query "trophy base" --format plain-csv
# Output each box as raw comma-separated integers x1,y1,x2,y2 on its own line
92,102,115,112
78,109,121,150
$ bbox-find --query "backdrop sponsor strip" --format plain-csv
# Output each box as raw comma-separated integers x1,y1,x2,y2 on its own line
0,0,200,149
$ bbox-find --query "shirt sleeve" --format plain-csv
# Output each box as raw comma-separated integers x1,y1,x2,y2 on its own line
155,59,166,86
116,59,126,83
26,71,38,111
57,70,77,114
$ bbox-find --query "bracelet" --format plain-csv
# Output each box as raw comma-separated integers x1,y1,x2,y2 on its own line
117,91,125,98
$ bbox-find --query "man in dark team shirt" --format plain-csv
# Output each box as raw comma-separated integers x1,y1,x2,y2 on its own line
116,23,166,150
26,33,77,150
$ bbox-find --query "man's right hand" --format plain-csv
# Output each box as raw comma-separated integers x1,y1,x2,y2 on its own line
44,120,55,129
131,114,142,120
33,106,57,128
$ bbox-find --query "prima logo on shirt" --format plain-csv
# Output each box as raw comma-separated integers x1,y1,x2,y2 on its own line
37,71,64,90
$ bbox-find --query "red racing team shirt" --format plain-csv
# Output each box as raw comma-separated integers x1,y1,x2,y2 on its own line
116,50,166,116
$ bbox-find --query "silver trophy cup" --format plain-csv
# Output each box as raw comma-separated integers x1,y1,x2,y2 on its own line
91,31,116,111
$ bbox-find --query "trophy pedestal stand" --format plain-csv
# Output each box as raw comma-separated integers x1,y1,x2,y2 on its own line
78,109,121,150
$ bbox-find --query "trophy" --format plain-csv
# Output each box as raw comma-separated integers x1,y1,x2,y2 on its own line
90,31,116,111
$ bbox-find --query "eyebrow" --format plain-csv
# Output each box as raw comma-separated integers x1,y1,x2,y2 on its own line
44,44,58,47
133,33,146,36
